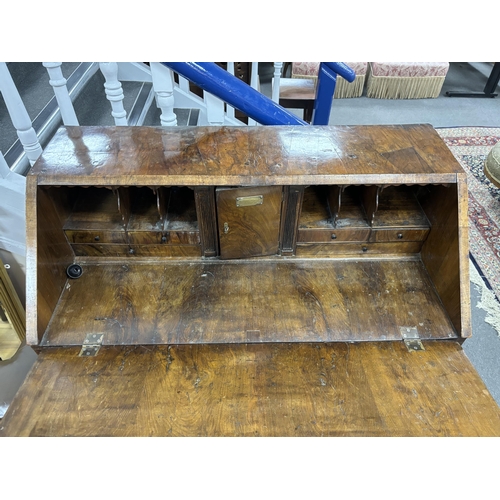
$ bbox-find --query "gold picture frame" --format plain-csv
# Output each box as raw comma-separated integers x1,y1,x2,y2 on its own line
0,257,25,360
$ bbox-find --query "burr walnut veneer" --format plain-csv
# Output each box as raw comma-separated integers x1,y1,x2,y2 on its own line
2,124,499,436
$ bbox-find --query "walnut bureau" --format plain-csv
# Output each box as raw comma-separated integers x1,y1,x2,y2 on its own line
2,124,499,436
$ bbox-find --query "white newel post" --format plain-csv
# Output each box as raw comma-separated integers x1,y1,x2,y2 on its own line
0,63,43,165
0,151,27,255
42,62,79,125
248,62,260,126
150,63,177,126
99,62,128,125
272,62,283,103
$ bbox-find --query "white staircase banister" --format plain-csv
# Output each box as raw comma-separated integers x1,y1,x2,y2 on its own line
99,62,128,125
248,62,259,126
150,63,178,126
43,62,79,126
0,63,43,166
272,62,283,103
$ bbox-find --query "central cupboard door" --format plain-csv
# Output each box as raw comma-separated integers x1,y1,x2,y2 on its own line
216,186,283,259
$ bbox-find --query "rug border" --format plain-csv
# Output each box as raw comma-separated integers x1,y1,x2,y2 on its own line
437,126,500,303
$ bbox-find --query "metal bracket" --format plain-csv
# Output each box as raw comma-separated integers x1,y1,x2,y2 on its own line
79,333,104,357
401,327,425,352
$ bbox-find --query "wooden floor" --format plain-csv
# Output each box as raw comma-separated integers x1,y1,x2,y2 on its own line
41,259,457,346
2,342,499,437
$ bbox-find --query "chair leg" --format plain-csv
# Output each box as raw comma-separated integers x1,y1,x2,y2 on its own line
304,105,313,123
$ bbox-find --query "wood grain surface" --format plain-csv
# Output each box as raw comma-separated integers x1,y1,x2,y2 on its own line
373,186,430,228
70,244,201,258
280,186,304,255
216,186,282,259
63,186,199,249
2,342,499,437
29,125,464,186
40,259,457,346
194,187,219,257
419,181,471,338
26,184,74,345
295,242,424,256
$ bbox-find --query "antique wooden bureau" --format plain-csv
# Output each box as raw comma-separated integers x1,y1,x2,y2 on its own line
2,124,500,436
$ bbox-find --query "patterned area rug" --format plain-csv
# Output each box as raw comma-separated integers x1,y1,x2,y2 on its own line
437,127,500,301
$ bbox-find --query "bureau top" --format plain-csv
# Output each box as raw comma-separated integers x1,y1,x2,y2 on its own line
30,124,464,186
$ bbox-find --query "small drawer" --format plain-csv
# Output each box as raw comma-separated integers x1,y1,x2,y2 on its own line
65,230,127,244
368,228,430,243
66,229,200,246
298,228,371,243
296,241,424,257
71,244,201,258
127,231,200,246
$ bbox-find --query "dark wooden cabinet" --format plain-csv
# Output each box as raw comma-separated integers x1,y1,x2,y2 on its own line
2,124,499,436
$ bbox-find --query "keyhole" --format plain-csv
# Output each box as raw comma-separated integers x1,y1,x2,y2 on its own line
223,222,229,234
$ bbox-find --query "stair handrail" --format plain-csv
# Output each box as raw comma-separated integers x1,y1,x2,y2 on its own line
313,63,356,125
162,62,355,126
163,62,307,126
322,62,356,82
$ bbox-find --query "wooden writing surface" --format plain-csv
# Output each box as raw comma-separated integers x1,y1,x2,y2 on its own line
2,342,499,437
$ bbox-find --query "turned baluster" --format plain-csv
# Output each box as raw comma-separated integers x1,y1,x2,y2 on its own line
151,62,178,126
203,63,225,126
0,63,43,165
99,62,128,125
248,62,260,126
43,62,78,126
272,62,283,103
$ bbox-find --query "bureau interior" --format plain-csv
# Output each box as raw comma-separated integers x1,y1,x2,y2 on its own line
29,181,468,347
296,185,431,256
61,185,200,256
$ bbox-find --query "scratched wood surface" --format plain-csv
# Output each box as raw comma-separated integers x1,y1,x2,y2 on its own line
418,180,471,338
29,125,464,186
40,259,457,346
2,342,499,437
26,181,74,346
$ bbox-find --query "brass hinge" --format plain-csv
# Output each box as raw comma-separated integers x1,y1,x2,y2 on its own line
79,333,104,357
401,327,425,352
